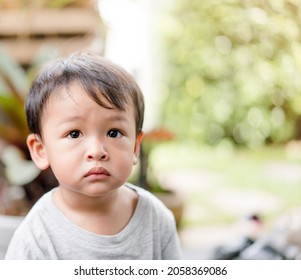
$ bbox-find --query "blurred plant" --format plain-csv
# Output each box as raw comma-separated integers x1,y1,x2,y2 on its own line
0,47,57,215
0,47,30,155
160,0,301,148
138,127,175,192
137,127,184,228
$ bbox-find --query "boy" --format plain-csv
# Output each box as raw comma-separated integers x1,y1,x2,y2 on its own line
5,52,181,260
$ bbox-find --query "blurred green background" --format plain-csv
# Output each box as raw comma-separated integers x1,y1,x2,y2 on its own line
150,0,301,249
160,0,301,147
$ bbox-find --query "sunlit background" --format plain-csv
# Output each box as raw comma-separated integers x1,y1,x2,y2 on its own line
1,0,301,259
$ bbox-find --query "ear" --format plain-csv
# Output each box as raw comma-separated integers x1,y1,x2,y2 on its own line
26,134,50,170
133,131,144,165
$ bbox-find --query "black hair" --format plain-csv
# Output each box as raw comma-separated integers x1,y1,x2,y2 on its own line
26,52,145,137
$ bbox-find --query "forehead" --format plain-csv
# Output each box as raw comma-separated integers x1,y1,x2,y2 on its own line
42,82,135,120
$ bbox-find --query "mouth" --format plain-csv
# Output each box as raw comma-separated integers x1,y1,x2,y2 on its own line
85,167,110,178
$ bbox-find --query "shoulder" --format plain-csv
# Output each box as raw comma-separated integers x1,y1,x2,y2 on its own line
125,184,182,259
127,184,173,215
126,183,176,231
20,188,57,225
15,189,54,223
5,189,56,259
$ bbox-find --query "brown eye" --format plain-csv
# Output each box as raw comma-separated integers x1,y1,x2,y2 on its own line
107,129,122,138
68,130,81,139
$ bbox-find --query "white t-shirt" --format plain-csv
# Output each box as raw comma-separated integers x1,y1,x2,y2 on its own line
5,184,182,260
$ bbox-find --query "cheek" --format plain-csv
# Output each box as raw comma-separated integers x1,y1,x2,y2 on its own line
43,144,78,175
113,148,136,173
48,154,70,176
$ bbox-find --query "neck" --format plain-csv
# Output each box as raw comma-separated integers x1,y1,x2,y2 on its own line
54,186,119,214
52,185,138,235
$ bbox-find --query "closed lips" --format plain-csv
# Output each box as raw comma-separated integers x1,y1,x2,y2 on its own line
85,167,110,177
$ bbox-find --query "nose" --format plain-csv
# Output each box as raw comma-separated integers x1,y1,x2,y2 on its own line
86,138,109,161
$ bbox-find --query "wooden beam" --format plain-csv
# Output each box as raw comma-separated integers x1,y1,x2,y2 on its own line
0,35,103,64
0,8,102,36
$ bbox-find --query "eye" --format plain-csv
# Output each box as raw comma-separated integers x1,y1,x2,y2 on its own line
107,129,122,138
67,130,82,139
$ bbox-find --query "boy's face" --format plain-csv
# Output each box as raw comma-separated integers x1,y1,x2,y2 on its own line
28,82,143,198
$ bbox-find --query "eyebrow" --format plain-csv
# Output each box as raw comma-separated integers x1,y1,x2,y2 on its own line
106,114,128,122
57,116,82,126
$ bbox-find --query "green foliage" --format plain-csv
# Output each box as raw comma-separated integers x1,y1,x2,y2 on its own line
0,48,59,207
0,47,30,155
0,47,55,157
161,0,301,148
